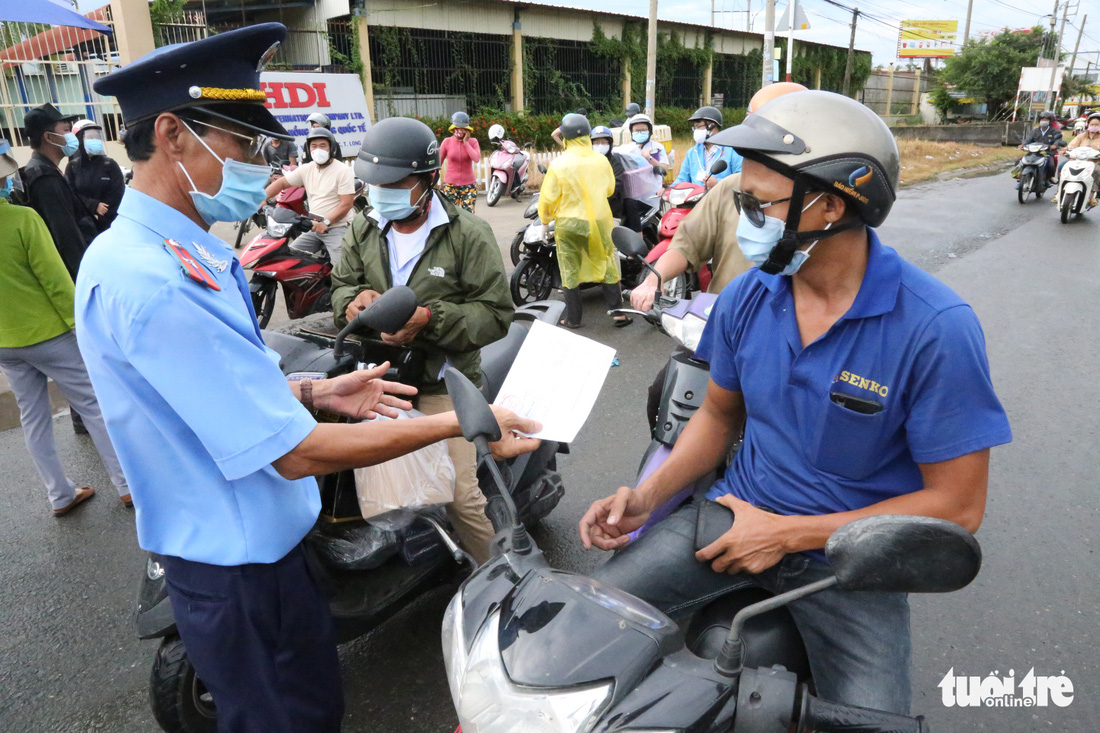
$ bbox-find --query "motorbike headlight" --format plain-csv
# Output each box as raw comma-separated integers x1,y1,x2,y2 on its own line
266,216,292,237
448,611,612,733
667,188,690,206
660,313,707,351
524,199,540,218
524,224,546,244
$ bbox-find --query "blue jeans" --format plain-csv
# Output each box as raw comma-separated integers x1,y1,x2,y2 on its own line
590,502,912,714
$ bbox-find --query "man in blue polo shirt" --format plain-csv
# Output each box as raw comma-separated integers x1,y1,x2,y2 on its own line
580,91,1011,715
76,25,538,732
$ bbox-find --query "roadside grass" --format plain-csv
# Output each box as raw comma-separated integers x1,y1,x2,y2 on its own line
896,140,1019,186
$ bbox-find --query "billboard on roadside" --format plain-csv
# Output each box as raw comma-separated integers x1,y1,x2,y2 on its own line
260,72,372,159
897,20,958,58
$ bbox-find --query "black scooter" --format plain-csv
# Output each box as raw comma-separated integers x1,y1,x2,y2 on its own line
440,291,983,733
137,288,567,733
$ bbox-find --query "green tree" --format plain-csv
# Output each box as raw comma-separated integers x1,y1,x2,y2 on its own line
941,26,1057,120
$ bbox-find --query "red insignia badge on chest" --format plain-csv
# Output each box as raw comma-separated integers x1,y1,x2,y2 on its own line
162,239,221,291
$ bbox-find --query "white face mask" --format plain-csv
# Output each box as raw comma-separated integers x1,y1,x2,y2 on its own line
693,128,709,145
312,148,331,165
592,143,610,155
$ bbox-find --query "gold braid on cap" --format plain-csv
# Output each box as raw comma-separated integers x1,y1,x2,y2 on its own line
188,86,267,102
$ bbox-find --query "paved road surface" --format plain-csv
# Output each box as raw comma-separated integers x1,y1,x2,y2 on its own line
1,176,1096,732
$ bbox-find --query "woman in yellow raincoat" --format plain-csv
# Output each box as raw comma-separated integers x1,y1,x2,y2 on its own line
538,114,631,328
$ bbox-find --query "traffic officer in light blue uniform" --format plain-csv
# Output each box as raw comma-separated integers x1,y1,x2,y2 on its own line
580,91,1011,715
76,23,538,732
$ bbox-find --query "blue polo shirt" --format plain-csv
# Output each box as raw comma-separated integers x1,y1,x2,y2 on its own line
695,230,1011,544
75,189,320,566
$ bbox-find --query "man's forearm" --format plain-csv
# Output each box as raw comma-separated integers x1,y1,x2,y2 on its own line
653,249,690,282
326,199,354,224
637,390,742,508
274,414,461,480
264,177,290,200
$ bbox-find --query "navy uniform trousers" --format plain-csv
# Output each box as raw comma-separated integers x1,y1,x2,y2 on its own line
161,544,343,732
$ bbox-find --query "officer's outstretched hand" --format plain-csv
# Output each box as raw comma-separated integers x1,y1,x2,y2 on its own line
488,406,542,460
319,362,417,419
579,487,653,551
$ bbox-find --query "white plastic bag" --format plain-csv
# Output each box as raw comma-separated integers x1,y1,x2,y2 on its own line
354,411,456,519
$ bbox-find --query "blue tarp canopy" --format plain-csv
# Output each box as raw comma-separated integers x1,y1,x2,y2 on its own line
0,0,113,34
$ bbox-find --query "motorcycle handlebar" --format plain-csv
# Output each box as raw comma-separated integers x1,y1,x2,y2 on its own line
797,692,929,733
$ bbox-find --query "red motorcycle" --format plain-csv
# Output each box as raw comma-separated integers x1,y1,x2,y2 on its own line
642,160,729,297
240,198,330,329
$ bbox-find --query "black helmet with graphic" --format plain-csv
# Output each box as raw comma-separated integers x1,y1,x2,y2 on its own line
355,117,441,185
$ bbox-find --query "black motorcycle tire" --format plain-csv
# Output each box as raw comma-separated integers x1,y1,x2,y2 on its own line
252,279,277,329
150,635,218,733
509,229,526,266
234,217,253,249
1060,191,1077,223
486,178,503,207
1017,172,1031,204
510,257,555,306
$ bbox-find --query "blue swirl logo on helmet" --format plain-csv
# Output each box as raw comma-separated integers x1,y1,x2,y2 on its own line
849,165,873,187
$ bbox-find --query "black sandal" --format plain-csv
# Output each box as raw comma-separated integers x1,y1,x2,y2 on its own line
613,316,634,328
559,318,582,330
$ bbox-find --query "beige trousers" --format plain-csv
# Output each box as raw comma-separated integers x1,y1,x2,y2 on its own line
417,393,495,564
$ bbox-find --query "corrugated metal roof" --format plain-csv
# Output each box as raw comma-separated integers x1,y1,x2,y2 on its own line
488,0,757,38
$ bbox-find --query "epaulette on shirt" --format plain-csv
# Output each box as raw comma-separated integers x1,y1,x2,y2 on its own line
161,238,221,291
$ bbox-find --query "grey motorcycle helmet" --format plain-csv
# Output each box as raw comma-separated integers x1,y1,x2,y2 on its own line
307,112,331,129
560,113,591,140
305,126,337,154
710,90,899,228
625,102,641,116
451,111,471,128
355,117,441,185
689,105,723,128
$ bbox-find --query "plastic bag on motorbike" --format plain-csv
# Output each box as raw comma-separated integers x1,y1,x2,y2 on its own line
354,411,456,519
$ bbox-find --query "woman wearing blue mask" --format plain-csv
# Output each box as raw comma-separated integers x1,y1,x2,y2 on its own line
65,119,126,233
617,112,668,232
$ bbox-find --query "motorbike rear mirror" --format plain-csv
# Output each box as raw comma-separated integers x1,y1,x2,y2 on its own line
524,141,533,149
443,367,502,444
611,226,648,259
538,163,548,175
333,286,419,358
826,515,982,594
709,159,728,176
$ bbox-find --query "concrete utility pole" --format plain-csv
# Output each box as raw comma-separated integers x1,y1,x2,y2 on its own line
761,0,775,87
785,0,797,82
842,7,858,97
1048,0,1068,110
746,0,752,32
645,0,658,116
1069,15,1087,79
963,0,974,44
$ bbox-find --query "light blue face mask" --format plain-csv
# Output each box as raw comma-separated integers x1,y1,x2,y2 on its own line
177,120,272,226
84,138,105,156
49,131,80,157
632,131,650,145
368,183,430,222
0,176,13,200
736,194,828,276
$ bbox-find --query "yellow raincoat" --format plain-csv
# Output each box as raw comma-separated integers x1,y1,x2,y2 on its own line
538,137,619,289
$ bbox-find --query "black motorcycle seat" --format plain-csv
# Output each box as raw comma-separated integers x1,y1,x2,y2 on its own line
480,322,528,402
264,330,322,371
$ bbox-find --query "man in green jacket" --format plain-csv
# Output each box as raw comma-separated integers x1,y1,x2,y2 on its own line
0,139,130,515
332,117,513,563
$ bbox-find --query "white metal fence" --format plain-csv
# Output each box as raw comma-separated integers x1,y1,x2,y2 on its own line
0,8,123,145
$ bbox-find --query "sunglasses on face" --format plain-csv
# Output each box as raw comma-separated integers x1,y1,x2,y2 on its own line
732,190,793,228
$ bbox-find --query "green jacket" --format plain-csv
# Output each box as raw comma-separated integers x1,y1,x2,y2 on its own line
0,200,76,348
331,194,513,394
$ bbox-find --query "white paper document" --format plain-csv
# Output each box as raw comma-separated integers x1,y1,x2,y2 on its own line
492,320,617,443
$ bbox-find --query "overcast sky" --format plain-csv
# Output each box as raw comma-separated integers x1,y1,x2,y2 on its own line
547,0,1100,70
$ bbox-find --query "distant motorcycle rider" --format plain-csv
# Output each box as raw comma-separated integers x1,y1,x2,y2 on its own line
1021,111,1065,183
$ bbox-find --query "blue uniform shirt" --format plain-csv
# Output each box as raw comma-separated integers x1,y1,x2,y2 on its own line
695,230,1011,555
75,189,320,566
675,143,742,185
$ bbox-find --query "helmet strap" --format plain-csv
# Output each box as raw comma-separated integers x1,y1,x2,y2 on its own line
760,176,862,274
